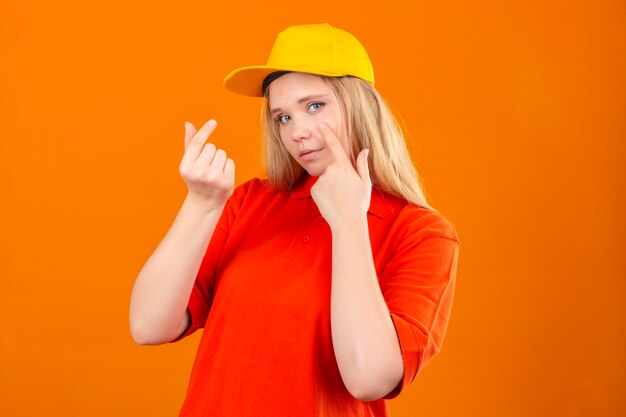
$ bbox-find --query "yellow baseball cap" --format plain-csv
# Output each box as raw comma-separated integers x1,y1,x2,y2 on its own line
223,23,375,97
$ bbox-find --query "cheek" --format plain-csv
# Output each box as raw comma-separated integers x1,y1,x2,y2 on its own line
278,131,297,155
332,122,351,156
339,140,352,159
277,127,288,146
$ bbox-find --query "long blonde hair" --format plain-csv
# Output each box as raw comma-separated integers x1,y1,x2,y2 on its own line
261,74,434,211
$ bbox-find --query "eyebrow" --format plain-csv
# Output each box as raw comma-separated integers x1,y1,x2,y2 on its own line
270,94,330,115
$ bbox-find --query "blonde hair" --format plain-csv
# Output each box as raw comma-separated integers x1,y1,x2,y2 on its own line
261,74,434,211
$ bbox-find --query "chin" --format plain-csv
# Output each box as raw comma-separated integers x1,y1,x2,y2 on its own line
301,163,329,177
302,168,322,177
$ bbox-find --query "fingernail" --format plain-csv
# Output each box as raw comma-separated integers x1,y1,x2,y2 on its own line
209,119,217,127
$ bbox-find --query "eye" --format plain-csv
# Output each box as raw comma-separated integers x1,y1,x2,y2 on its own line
277,114,291,124
308,102,325,112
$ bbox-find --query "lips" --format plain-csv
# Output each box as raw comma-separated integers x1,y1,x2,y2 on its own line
299,149,322,159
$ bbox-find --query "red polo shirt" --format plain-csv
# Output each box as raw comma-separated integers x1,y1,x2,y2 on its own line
172,174,460,417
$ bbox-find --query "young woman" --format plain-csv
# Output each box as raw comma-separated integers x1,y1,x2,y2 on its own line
129,23,460,417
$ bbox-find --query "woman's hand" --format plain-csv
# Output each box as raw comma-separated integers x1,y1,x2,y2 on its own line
179,120,235,211
310,123,371,230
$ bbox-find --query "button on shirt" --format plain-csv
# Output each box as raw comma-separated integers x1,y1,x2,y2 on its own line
172,174,460,417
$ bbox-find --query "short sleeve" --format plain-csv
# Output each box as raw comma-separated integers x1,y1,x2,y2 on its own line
169,179,256,342
380,209,460,398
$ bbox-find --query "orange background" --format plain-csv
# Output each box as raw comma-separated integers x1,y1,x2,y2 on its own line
1,1,625,416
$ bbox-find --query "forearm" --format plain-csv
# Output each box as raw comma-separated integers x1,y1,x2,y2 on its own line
129,193,225,345
330,217,404,400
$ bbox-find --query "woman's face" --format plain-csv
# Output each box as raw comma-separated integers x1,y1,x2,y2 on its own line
268,72,350,177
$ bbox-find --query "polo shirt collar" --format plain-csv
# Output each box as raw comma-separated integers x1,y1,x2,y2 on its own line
290,174,398,219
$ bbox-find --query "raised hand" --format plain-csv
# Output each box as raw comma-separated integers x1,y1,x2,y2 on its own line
179,120,235,210
310,123,371,229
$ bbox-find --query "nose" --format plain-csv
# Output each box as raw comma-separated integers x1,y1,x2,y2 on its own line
290,117,312,142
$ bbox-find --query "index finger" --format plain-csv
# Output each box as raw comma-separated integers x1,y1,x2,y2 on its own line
186,119,217,152
318,123,350,163
182,119,218,165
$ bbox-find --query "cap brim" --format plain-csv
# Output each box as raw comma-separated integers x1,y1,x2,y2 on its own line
223,66,284,97
223,65,348,97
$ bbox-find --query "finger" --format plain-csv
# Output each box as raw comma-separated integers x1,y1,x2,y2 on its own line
191,119,218,148
183,121,197,150
224,157,235,179
356,148,370,182
318,123,350,163
182,119,217,163
193,142,217,169
210,148,228,172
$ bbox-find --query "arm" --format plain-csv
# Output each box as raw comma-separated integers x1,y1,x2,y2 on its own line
329,218,404,401
311,123,402,401
129,120,235,345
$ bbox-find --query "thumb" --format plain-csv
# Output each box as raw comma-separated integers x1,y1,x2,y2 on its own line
183,121,197,149
356,149,370,181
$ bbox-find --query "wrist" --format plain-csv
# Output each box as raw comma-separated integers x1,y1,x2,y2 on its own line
329,214,369,237
183,192,228,216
